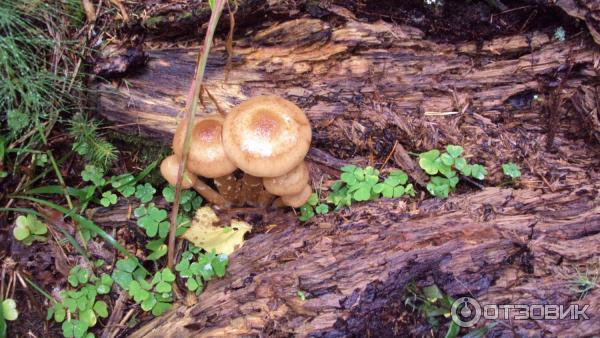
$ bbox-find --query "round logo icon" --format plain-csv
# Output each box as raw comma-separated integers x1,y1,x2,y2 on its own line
451,297,482,327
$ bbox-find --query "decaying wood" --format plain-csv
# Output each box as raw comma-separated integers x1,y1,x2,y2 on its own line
96,13,600,187
123,183,600,337
93,1,600,336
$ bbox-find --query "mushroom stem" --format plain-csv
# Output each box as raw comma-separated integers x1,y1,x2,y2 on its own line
192,180,231,207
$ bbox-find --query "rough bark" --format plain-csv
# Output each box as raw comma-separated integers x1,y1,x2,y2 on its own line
123,183,600,337
93,1,600,336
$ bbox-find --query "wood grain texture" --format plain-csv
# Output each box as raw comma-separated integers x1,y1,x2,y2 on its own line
126,184,600,337
92,2,600,336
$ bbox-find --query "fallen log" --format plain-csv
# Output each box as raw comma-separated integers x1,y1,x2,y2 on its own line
93,2,600,336
96,13,599,186
123,183,600,337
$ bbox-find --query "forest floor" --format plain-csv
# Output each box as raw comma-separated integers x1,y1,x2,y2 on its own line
2,0,600,337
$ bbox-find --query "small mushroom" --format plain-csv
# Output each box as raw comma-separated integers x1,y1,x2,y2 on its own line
172,116,236,178
263,161,309,196
160,155,229,207
280,184,312,208
222,96,312,177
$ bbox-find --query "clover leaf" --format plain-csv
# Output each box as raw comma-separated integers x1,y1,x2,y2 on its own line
315,204,329,215
146,239,168,261
129,280,150,303
137,204,169,238
446,145,464,158
68,267,90,287
110,173,135,197
93,300,108,318
81,165,106,187
62,319,89,338
419,150,441,175
2,298,18,321
298,204,315,221
470,164,487,180
502,162,521,179
135,183,156,203
151,302,171,316
100,191,117,207
13,214,47,245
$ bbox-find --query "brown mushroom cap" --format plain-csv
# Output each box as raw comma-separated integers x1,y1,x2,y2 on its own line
160,154,197,189
172,116,236,178
280,184,312,208
222,96,311,177
263,161,309,196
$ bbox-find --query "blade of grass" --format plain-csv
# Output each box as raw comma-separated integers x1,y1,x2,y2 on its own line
15,196,149,274
22,276,56,304
168,0,226,270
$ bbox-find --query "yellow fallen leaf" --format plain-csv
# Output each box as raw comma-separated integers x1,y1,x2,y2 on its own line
182,207,251,255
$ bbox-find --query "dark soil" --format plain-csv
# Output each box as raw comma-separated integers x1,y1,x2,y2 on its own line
348,0,579,42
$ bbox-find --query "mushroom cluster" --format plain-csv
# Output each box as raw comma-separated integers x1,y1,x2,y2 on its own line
160,96,313,208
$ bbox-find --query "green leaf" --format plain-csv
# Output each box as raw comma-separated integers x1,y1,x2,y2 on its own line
298,205,315,222
389,170,408,184
340,165,357,173
340,172,357,185
147,244,168,261
100,273,113,286
502,162,521,179
96,284,110,295
54,305,66,323
79,308,97,327
444,321,460,338
135,183,156,203
1,299,18,321
423,285,443,301
307,193,319,206
186,277,199,291
419,150,440,175
162,186,175,202
112,270,133,290
155,281,172,293
454,157,467,171
141,294,157,312
382,184,394,198
446,145,464,158
161,269,176,283
17,196,147,274
62,319,89,338
315,204,329,215
116,257,138,273
93,301,108,318
13,223,30,241
64,298,77,313
373,183,385,194
208,0,215,10
211,253,228,277
470,164,487,180
440,153,454,166
392,186,405,198
459,163,472,176
68,274,79,287
110,173,135,189
151,302,171,316
129,281,150,303
100,191,117,207
353,186,371,201
81,165,106,187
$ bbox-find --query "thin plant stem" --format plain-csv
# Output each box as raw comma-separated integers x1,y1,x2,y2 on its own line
168,0,226,271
